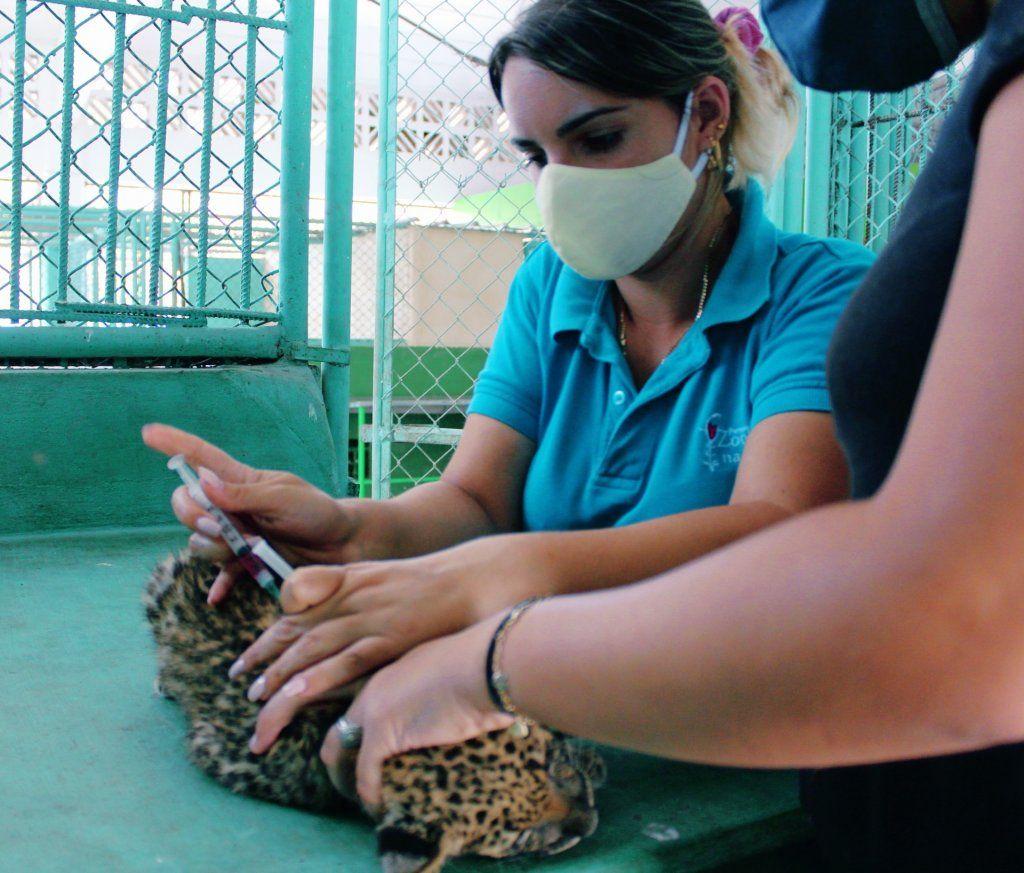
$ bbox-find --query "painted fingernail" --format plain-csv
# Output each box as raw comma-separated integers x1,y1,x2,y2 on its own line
247,675,267,702
189,533,218,556
228,658,246,679
282,676,307,698
196,515,222,538
248,734,260,753
198,466,223,489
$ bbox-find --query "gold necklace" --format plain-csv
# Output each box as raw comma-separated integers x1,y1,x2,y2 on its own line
617,220,727,354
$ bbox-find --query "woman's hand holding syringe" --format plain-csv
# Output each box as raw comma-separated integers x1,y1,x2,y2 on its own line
142,424,373,604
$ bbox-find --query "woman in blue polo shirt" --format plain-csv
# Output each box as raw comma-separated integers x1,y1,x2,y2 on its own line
144,2,872,742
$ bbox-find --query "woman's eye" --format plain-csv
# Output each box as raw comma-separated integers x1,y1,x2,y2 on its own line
581,131,624,154
523,152,547,168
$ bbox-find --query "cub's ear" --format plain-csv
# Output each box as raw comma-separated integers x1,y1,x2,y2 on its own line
376,824,445,873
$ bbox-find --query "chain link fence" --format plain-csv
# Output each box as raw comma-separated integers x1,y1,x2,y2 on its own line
367,0,543,497
827,55,973,252
0,1,975,494
0,0,292,336
365,0,974,497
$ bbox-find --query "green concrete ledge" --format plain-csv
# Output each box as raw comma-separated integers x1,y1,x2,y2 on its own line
0,362,339,536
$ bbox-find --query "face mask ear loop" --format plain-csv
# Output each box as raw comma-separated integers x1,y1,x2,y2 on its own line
673,91,708,177
691,152,709,178
672,92,694,157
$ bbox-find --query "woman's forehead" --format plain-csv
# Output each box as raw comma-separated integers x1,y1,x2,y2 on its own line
501,57,636,138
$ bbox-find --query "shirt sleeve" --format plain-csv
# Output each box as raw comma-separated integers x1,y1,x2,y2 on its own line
749,240,875,429
466,248,547,442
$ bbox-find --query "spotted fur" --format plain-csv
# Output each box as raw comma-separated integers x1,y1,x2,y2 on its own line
144,552,604,872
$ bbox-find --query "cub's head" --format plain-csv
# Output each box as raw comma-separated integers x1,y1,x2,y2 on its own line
370,726,605,873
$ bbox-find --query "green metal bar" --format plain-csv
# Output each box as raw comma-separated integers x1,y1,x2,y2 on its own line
322,0,358,492
0,327,282,359
278,0,314,346
829,96,852,239
802,89,832,238
146,0,174,306
103,12,127,303
8,0,27,313
888,89,910,237
56,4,77,303
52,300,280,321
357,405,368,496
184,3,287,29
40,0,288,30
848,92,869,246
239,0,259,309
781,88,807,234
373,0,399,499
195,0,217,307
868,93,893,252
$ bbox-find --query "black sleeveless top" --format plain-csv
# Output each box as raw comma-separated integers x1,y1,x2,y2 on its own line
805,3,1024,870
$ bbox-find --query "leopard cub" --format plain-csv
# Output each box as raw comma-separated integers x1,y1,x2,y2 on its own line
144,552,604,873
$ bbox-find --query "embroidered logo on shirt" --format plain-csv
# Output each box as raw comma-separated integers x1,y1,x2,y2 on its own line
701,413,749,472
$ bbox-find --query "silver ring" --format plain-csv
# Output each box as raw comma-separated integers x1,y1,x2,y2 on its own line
334,716,363,750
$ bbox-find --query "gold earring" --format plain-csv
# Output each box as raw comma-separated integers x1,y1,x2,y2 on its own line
707,141,723,171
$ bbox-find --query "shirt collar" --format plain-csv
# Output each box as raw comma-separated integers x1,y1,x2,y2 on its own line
548,179,777,345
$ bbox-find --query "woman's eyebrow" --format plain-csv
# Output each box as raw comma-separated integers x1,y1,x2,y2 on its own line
555,106,627,137
511,136,541,152
510,106,629,150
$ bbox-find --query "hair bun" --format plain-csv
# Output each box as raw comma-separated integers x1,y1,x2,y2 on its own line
713,6,764,56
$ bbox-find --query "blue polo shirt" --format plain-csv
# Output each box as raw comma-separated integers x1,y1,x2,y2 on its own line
468,181,874,531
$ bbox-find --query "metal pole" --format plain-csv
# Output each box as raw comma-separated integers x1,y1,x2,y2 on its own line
278,0,314,347
103,11,126,303
322,0,357,493
239,0,259,309
195,0,217,307
848,92,870,246
830,96,853,239
781,88,807,234
146,0,174,306
56,4,77,303
802,89,832,238
0,326,279,359
372,0,398,499
8,0,27,314
868,93,893,252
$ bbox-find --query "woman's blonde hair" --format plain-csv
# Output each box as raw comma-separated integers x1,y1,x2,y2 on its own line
716,8,800,187
489,0,800,190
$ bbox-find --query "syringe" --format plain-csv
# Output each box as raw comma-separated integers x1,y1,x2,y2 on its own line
167,454,293,597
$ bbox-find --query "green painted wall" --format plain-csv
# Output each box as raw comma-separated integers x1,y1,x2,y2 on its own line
347,342,487,400
0,362,339,536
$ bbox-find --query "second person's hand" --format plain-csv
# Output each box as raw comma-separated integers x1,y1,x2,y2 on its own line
242,535,552,753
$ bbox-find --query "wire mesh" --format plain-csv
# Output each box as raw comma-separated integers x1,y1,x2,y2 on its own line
370,1,767,497
369,0,545,497
0,0,290,330
368,0,975,497
826,54,973,252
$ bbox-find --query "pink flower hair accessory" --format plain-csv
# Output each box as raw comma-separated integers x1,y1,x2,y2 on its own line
713,6,765,56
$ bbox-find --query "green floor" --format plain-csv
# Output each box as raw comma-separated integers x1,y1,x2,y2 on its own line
0,527,820,872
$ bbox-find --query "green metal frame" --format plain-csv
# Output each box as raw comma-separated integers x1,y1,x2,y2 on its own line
1,0,306,337
1,0,357,491
372,0,398,499
322,0,358,484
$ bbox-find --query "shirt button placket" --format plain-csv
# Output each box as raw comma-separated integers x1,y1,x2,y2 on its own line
612,389,626,407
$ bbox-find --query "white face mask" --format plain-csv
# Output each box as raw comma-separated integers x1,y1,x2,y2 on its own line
535,92,708,281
